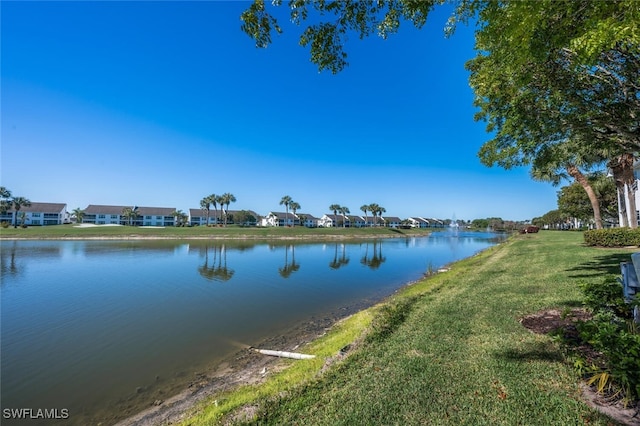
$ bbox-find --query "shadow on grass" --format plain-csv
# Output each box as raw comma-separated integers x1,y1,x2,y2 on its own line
558,299,584,308
495,342,564,363
565,253,632,278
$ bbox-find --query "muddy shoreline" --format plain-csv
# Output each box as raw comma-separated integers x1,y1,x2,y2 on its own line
112,304,368,426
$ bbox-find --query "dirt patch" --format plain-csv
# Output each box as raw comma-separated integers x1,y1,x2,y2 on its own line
520,308,639,426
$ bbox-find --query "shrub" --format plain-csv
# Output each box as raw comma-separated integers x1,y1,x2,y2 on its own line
578,276,640,402
580,276,632,319
1,221,9,228
583,228,640,247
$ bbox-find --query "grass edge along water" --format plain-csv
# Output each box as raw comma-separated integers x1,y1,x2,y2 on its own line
178,231,637,425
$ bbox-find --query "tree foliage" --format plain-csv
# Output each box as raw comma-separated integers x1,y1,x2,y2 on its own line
470,0,640,169
532,209,570,229
241,0,441,74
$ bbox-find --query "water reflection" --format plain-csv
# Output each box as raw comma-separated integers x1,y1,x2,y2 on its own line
279,245,300,278
81,240,184,255
198,245,235,283
329,243,350,270
0,241,21,278
360,240,386,269
1,241,65,280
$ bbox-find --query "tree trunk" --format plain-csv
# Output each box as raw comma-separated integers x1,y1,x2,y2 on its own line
620,153,638,229
566,165,603,229
617,185,629,227
609,153,638,228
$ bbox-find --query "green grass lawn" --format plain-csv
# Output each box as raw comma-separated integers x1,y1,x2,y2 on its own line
0,224,431,240
180,231,636,425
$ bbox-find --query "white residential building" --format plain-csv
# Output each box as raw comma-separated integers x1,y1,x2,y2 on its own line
189,209,260,226
83,205,176,226
0,202,67,226
319,213,347,227
407,217,430,228
382,216,402,228
298,213,319,228
261,212,299,227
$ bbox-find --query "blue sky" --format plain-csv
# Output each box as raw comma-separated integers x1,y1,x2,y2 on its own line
1,1,559,221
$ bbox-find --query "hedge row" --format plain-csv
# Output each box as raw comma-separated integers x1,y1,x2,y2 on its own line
583,228,640,247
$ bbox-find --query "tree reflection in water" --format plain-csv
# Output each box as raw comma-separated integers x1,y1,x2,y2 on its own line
329,243,350,270
0,241,20,279
198,244,235,282
360,240,386,269
278,244,300,278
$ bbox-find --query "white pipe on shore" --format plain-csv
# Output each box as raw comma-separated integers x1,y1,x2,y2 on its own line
255,349,316,360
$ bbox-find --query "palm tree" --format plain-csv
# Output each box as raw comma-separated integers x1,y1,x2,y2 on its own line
378,206,387,226
339,206,350,228
0,187,12,216
531,142,607,229
289,201,300,227
121,206,138,226
11,197,31,228
329,204,341,228
0,187,11,199
221,193,236,226
280,195,293,226
200,197,211,226
210,194,221,225
171,209,188,227
368,203,380,226
360,205,369,228
72,207,85,224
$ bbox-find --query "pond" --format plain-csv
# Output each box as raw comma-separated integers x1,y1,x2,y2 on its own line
1,232,504,425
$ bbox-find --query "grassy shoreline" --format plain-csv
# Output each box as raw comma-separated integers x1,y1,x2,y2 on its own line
174,231,636,425
0,224,432,240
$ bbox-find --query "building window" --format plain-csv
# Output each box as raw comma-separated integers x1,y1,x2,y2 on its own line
32,213,41,217
98,214,106,219
111,215,118,219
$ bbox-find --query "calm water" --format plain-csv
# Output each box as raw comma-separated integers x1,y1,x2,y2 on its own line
1,232,504,425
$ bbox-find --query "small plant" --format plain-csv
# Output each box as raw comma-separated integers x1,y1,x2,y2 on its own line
579,276,631,319
425,262,435,276
578,276,640,402
1,221,9,228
